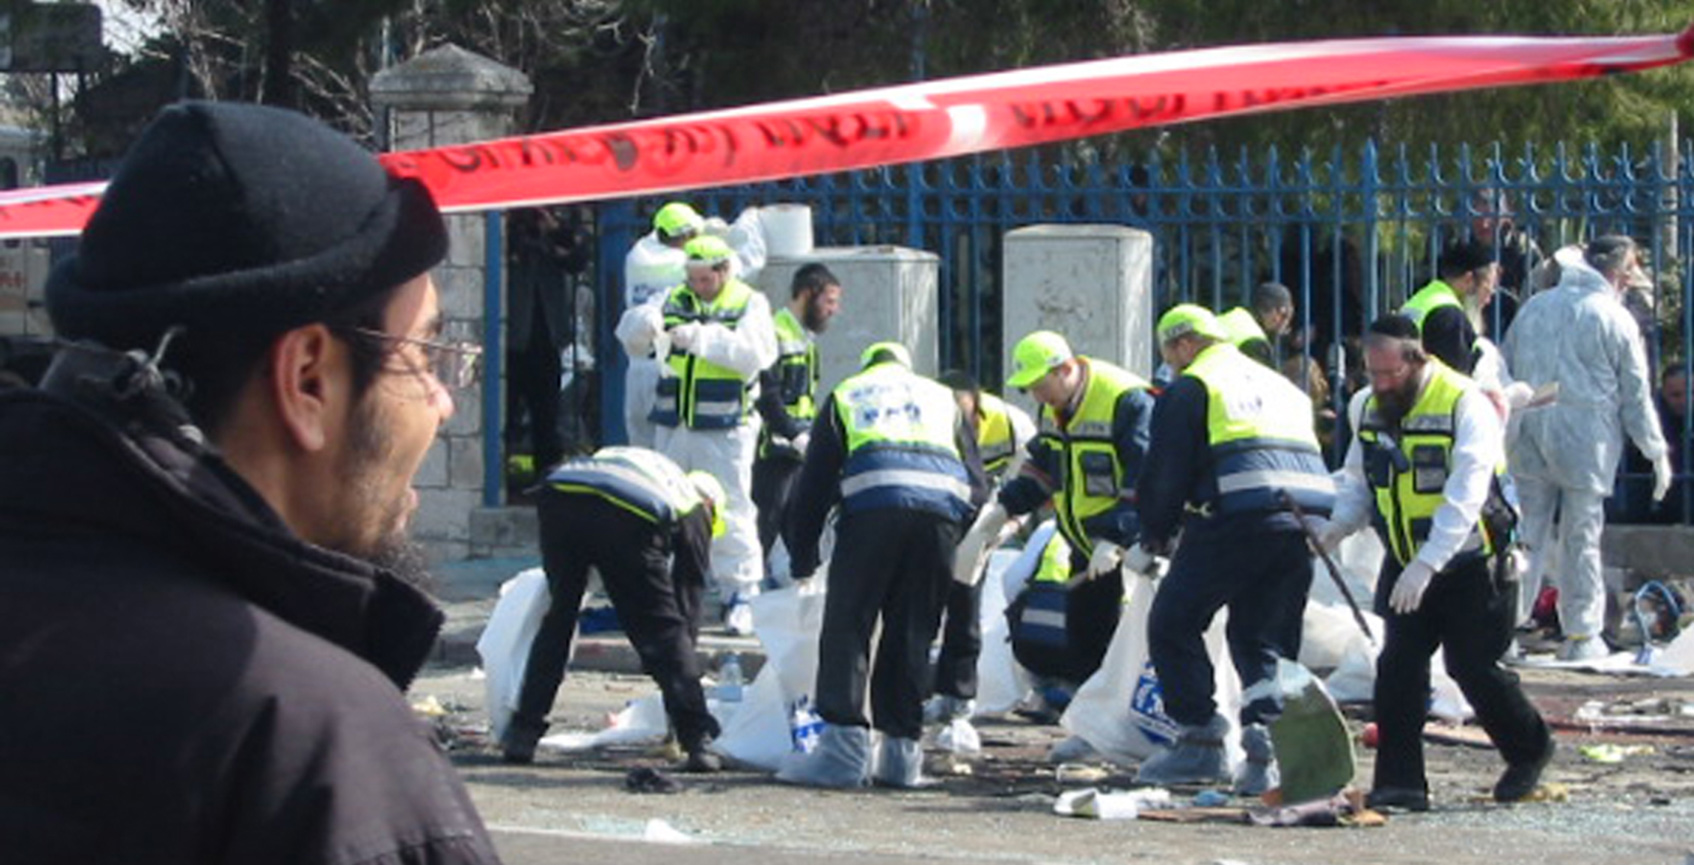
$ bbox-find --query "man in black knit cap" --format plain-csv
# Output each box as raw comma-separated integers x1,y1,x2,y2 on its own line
0,102,500,864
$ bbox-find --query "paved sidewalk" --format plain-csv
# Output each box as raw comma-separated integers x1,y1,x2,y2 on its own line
429,556,765,676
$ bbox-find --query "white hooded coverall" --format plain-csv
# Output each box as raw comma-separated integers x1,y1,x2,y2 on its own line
1501,258,1668,641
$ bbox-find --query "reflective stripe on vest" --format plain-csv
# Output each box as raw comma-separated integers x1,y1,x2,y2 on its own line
1182,343,1334,516
1358,361,1498,567
652,279,756,429
545,446,703,525
977,392,1017,477
1400,280,1462,333
835,363,972,521
1034,359,1150,556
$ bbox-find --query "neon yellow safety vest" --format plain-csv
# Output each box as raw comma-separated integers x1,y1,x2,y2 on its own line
834,361,973,521
1218,307,1268,348
653,278,757,429
1181,342,1334,516
759,306,819,457
1400,280,1462,333
1034,359,1149,556
1357,361,1502,567
1030,531,1074,585
976,391,1018,478
545,446,706,527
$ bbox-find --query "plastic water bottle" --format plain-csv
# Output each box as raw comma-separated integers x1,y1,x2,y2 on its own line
718,653,744,703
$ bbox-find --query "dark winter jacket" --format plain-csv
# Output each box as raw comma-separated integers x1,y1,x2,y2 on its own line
0,376,500,865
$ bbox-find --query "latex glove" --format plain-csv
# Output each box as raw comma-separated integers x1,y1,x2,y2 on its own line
952,501,1009,586
1502,381,1534,410
1652,454,1674,502
1084,541,1124,581
1121,543,1167,580
791,430,811,456
668,322,703,352
1303,515,1347,553
651,331,675,378
1389,560,1436,615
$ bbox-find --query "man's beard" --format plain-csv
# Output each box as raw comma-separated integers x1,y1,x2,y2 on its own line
341,394,436,594
803,296,831,332
1374,377,1420,430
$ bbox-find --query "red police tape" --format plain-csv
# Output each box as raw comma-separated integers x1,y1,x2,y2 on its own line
2,26,1691,238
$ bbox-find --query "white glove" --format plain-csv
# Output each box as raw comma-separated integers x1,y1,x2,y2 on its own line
1388,560,1436,615
791,430,811,456
1084,541,1124,581
650,331,674,378
702,216,732,237
1120,543,1166,580
952,502,1009,586
1652,454,1674,502
668,322,703,352
1502,381,1534,410
1303,515,1347,553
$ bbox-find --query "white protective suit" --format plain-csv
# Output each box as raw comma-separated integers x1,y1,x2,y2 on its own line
616,281,778,601
619,210,768,448
1501,257,1669,642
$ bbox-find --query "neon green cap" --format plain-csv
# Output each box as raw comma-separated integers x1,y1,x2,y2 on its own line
859,341,912,370
684,235,734,268
1006,330,1073,388
653,202,704,238
686,471,728,539
1156,304,1226,344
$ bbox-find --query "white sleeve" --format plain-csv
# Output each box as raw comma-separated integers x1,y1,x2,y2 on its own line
726,207,768,284
1328,388,1376,537
1413,388,1504,572
1612,308,1669,462
690,290,779,379
615,302,664,356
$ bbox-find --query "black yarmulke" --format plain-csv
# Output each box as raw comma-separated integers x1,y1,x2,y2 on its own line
47,100,447,348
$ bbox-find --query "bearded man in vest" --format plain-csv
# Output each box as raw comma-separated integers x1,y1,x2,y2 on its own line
780,343,986,789
1316,315,1552,811
1402,238,1499,375
752,263,842,578
1135,305,1334,795
616,235,778,635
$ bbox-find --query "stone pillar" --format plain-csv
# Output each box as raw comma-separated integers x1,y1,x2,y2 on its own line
372,44,532,563
1002,224,1155,382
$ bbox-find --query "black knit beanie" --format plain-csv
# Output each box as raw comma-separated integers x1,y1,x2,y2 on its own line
46,100,447,349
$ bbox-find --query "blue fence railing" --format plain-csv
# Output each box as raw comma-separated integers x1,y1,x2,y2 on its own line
579,139,1693,523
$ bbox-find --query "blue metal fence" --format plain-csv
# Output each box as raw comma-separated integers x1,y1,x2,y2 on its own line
587,139,1693,522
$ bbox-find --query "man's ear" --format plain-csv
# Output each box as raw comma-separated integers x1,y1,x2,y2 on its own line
267,324,342,453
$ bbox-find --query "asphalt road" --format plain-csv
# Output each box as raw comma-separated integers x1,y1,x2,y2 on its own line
413,663,1694,865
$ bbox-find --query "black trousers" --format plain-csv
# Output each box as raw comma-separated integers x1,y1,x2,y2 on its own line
1373,555,1551,792
932,578,982,700
513,494,718,750
751,455,803,560
815,508,961,740
1148,522,1312,728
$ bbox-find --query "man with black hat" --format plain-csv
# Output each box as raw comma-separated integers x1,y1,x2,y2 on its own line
0,102,499,863
1318,315,1553,811
1401,238,1499,375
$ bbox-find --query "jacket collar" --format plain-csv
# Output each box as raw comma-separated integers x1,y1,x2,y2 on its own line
0,379,443,690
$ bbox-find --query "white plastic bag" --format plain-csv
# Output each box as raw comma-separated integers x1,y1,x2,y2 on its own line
1059,576,1244,770
974,546,1037,715
476,568,552,743
712,581,828,769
